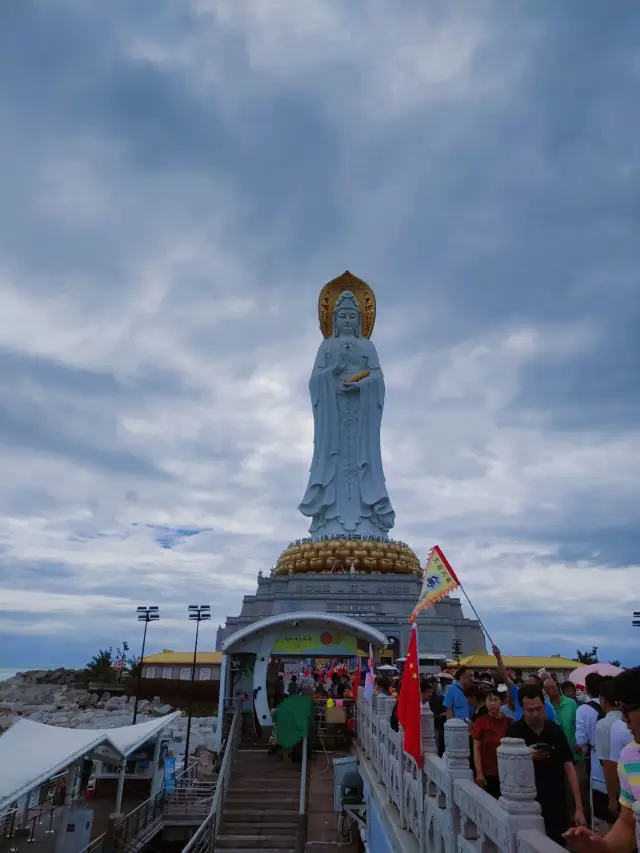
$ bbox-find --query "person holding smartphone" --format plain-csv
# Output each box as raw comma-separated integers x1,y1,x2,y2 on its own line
507,683,586,845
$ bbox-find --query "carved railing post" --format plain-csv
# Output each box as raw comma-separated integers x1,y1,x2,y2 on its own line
497,737,545,853
441,719,472,853
397,724,406,829
421,704,437,760
362,690,372,758
378,696,395,796
371,692,382,777
444,718,471,773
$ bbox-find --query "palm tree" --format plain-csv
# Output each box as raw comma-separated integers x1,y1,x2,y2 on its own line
84,648,117,683
576,647,599,665
609,659,621,668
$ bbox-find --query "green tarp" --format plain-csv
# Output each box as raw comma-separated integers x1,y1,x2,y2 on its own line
271,694,315,751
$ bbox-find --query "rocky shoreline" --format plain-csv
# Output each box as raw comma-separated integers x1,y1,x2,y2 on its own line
0,670,217,760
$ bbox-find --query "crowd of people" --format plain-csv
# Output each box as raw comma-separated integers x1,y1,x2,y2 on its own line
272,667,355,705
374,649,639,852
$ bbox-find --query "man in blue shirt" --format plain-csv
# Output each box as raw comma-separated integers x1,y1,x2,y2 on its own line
493,646,557,723
444,666,474,720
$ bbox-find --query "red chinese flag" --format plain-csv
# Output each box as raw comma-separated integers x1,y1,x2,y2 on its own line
397,623,422,767
352,664,360,701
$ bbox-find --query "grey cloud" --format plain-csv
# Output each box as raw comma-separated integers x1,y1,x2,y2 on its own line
0,1,638,664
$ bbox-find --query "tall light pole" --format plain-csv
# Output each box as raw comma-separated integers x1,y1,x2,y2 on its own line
183,605,211,767
132,606,160,724
634,611,640,629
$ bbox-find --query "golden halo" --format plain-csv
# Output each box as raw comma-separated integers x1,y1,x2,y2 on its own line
318,271,376,339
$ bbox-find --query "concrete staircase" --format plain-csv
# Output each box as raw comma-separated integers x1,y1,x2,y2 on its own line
215,743,304,853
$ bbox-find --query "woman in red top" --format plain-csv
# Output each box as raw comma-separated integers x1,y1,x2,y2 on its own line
472,688,510,798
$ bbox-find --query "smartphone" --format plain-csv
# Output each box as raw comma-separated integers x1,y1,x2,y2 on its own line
531,743,549,752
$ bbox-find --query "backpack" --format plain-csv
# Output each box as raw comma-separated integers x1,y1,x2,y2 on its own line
587,700,605,722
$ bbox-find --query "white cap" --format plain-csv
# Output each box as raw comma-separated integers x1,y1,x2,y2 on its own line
497,684,508,694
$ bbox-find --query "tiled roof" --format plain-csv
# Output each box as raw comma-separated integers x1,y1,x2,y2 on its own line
458,654,580,669
142,650,222,665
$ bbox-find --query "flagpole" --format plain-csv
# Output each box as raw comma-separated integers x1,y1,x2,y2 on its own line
456,581,496,648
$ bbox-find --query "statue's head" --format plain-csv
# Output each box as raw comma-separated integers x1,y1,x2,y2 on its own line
333,290,361,337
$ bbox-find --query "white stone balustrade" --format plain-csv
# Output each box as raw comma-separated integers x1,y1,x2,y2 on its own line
355,686,562,853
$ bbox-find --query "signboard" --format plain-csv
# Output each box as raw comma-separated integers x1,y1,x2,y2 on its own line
163,755,176,794
273,629,357,656
328,603,380,616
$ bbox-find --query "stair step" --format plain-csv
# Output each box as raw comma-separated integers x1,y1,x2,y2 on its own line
223,809,298,819
220,822,298,831
225,798,299,807
231,780,299,784
211,850,294,853
228,789,299,795
215,836,298,848
227,776,300,791
232,774,299,780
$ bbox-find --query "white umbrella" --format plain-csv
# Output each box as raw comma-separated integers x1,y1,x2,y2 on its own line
569,663,623,685
376,664,399,672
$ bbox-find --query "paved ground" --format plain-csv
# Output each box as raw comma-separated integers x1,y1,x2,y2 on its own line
305,750,360,853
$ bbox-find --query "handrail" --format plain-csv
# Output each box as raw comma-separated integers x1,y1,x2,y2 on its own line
180,705,242,853
112,788,165,848
76,834,106,853
295,736,309,853
298,737,308,815
174,761,199,787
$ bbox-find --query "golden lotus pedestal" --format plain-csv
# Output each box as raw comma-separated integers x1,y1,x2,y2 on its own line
274,538,421,576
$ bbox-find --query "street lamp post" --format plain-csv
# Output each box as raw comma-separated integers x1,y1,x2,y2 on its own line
132,606,160,725
183,605,211,768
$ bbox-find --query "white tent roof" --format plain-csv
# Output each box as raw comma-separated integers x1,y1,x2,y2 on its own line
0,713,180,812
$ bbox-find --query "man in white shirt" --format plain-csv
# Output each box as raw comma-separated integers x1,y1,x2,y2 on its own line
609,718,632,764
576,673,606,825
594,679,623,822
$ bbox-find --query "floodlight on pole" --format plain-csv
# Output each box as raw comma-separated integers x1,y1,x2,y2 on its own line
132,606,160,725
633,611,640,628
184,605,212,767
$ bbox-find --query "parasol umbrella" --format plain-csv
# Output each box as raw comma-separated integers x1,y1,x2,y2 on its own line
376,664,399,672
569,663,623,686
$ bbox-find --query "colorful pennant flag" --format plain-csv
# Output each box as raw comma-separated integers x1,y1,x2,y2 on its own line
410,545,460,621
397,623,422,766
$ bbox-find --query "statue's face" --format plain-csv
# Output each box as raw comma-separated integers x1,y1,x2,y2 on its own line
336,307,359,335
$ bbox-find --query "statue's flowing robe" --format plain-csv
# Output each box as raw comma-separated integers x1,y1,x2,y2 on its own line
298,336,395,537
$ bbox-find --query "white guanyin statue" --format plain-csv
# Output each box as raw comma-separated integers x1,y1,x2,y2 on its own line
298,283,395,539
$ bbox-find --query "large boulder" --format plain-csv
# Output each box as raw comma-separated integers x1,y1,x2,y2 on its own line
0,713,17,731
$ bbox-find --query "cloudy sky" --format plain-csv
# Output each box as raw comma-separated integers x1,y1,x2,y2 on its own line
1,1,639,670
